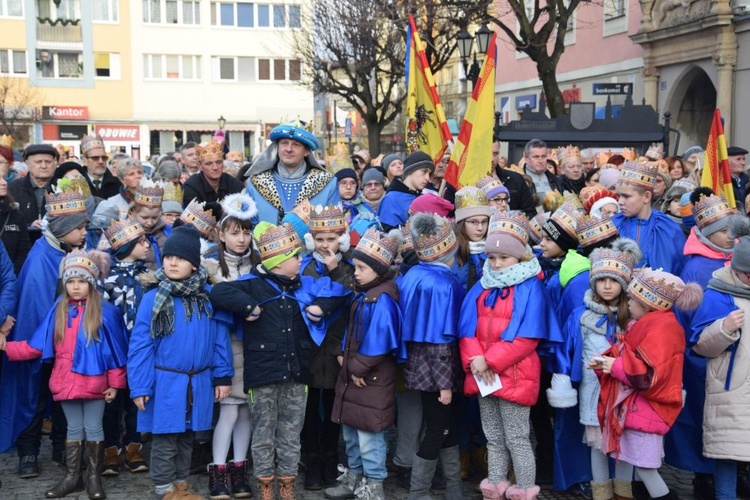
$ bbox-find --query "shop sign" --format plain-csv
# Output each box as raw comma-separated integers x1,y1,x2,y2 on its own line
592,83,632,95
42,106,89,121
562,86,581,104
515,94,537,110
95,125,140,141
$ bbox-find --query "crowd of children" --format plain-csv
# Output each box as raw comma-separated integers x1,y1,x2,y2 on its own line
0,131,748,500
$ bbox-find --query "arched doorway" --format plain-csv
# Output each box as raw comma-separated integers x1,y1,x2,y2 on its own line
666,66,717,152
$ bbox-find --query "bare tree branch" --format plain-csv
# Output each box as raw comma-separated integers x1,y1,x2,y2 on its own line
0,77,41,144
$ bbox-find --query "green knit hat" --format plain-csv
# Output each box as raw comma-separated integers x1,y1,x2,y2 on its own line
253,221,301,270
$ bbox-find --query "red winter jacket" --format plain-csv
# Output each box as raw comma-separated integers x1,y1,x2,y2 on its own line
6,301,126,401
459,287,540,406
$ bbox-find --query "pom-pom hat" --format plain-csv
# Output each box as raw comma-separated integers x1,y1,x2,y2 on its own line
254,222,302,270
628,268,703,312
454,186,490,222
589,238,641,289
486,211,530,259
409,213,457,263
352,227,399,275
63,250,109,286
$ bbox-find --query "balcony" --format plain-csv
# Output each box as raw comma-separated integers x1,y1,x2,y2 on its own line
36,20,82,44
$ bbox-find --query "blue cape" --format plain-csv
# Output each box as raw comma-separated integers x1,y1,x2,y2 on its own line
458,277,563,350
399,263,464,344
376,191,416,229
0,238,65,452
452,253,486,292
612,210,686,275
345,292,402,359
28,299,129,375
235,273,351,346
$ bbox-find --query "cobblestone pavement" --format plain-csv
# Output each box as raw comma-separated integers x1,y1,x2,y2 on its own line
0,438,702,499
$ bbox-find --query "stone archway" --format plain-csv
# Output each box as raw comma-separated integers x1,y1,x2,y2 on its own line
666,66,717,152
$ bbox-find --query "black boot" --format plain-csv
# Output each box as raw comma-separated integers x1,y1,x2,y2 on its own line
85,441,106,499
229,460,252,498
322,452,340,487
18,454,40,478
632,480,650,500
693,472,715,500
304,453,323,490
208,463,231,500
652,489,679,499
46,440,84,498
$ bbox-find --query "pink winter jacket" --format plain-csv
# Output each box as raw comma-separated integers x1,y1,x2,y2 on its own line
610,357,670,435
6,302,126,401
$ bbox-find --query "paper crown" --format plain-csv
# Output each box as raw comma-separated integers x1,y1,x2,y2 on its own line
579,186,619,214
644,143,664,161
226,150,243,162
63,250,100,283
196,140,224,162
60,176,92,199
410,214,457,262
476,176,506,200
577,214,619,250
628,268,684,311
692,194,735,231
256,222,301,261
621,148,637,161
134,178,165,208
529,212,549,244
564,191,586,213
180,199,218,238
308,204,347,235
618,160,658,191
220,193,258,223
45,184,87,217
354,227,399,268
81,135,105,156
104,218,144,251
269,120,318,151
0,134,13,148
558,145,581,165
399,222,413,253
543,190,565,213
455,186,489,211
162,181,183,204
590,247,636,288
488,211,530,247
289,199,312,224
596,150,613,168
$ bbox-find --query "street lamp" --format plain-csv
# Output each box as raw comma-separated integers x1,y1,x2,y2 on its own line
456,23,492,89
218,115,226,130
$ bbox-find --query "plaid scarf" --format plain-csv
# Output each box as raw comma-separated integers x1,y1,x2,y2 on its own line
151,266,212,338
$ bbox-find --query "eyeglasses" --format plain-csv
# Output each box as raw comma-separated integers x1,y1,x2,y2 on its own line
86,155,108,161
492,196,510,203
364,181,382,188
465,219,488,227
339,180,358,187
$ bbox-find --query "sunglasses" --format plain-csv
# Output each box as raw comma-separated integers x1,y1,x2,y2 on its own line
86,155,108,161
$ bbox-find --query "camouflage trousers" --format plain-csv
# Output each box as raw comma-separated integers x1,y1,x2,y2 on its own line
247,381,308,478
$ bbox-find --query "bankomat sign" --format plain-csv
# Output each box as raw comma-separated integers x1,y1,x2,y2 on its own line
42,106,89,120
95,125,140,141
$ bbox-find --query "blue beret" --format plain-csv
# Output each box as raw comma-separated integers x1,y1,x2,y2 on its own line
269,123,318,151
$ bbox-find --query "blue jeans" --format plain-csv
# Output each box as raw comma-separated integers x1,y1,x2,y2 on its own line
342,424,388,481
715,459,737,500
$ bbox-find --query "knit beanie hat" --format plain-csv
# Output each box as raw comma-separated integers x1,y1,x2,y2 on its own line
542,202,582,251
62,250,109,286
589,238,641,289
408,193,454,218
381,153,404,173
629,268,703,312
661,179,696,213
577,215,619,256
682,146,704,161
597,168,620,190
454,187,490,222
162,224,201,268
409,212,457,263
351,227,400,275
90,200,121,231
335,168,358,184
402,151,435,179
280,199,311,243
476,176,509,201
691,188,735,237
362,167,385,186
485,212,531,259
254,221,301,270
732,236,750,273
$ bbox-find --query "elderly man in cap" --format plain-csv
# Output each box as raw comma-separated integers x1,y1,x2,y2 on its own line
728,146,748,211
9,144,59,244
244,120,338,224
81,135,122,199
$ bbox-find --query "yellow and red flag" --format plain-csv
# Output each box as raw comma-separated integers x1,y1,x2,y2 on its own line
405,14,452,163
702,109,736,207
444,32,497,190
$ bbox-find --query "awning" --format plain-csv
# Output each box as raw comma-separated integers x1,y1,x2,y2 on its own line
148,122,261,132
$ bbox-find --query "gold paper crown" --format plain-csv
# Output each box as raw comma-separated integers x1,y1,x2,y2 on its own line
104,218,144,251
628,269,681,311
0,134,13,148
196,140,224,162
455,186,488,211
181,199,217,238
64,177,92,199
621,148,637,161
354,227,398,267
81,135,105,156
543,190,565,213
309,204,347,235
488,211,530,247
257,223,301,261
618,161,658,191
134,178,165,208
63,250,99,280
226,150,243,162
645,143,664,161
596,150,613,168
692,194,735,231
559,145,581,165
563,191,586,213
411,216,457,263
162,182,183,204
576,215,619,249
45,186,87,217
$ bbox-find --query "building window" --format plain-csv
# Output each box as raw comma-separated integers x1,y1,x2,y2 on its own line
93,0,118,22
258,58,269,80
38,0,80,20
94,53,120,78
238,57,255,82
258,58,300,82
0,49,26,75
144,54,201,80
143,0,200,25
605,0,626,19
36,50,83,79
212,2,301,28
0,0,23,17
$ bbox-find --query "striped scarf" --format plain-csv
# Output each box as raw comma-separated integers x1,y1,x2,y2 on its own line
151,266,211,338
